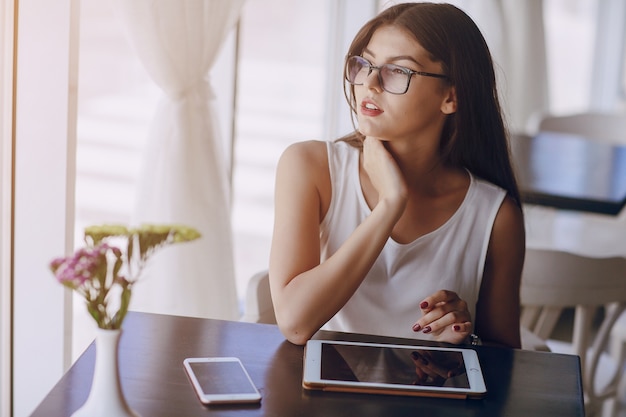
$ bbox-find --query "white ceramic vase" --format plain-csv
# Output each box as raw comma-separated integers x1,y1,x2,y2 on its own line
72,328,141,417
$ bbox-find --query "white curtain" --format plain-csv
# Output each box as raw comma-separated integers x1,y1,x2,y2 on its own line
115,0,245,320
457,0,548,133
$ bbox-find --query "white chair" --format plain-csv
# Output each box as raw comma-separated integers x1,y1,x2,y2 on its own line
526,111,626,145
520,248,626,416
240,270,276,324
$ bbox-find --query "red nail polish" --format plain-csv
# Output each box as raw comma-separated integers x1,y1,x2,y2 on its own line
420,301,429,309
423,326,432,334
413,324,421,332
453,325,461,331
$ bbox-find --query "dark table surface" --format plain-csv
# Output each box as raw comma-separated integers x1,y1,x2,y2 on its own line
30,311,585,417
511,131,626,215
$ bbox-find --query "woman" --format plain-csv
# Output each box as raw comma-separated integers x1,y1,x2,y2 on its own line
269,2,525,348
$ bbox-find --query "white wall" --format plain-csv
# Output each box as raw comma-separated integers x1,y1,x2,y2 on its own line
12,0,78,415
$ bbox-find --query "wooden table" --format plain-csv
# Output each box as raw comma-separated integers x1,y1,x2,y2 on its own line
511,132,626,215
30,311,584,417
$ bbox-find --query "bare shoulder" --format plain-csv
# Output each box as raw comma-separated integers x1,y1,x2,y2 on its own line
278,140,328,171
492,196,525,242
275,140,331,218
488,195,526,273
277,140,330,191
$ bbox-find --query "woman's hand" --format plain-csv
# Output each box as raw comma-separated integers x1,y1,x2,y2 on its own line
362,136,408,210
411,290,472,345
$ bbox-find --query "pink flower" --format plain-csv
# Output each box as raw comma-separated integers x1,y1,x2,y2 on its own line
50,243,110,288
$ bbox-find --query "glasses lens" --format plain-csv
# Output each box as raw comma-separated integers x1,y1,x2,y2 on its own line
346,56,410,94
379,64,409,94
346,56,370,85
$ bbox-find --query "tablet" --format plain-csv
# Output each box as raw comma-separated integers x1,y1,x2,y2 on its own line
303,340,487,399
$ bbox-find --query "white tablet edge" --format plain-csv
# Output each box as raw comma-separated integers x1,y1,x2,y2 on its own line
303,339,487,398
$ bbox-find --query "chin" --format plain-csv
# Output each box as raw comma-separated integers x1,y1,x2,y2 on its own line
357,124,385,138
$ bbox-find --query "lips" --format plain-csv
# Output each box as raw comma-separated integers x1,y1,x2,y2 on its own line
360,99,382,116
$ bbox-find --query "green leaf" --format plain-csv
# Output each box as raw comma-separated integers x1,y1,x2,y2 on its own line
84,224,129,246
112,287,132,329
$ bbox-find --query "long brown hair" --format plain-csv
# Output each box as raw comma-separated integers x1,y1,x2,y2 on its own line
340,2,522,208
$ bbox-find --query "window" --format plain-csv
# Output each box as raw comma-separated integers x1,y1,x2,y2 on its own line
69,0,374,359
71,0,159,358
543,0,598,113
232,0,332,301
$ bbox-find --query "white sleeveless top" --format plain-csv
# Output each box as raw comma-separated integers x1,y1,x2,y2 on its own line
320,140,506,340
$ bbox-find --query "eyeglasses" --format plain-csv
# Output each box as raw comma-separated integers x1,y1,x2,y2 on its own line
345,55,448,95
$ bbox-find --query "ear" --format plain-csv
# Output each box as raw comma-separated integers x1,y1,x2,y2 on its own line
441,86,457,115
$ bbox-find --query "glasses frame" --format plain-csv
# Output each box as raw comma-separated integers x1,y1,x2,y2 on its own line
345,55,448,95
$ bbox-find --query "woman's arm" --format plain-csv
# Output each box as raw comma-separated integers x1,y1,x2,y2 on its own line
474,196,526,348
269,139,406,345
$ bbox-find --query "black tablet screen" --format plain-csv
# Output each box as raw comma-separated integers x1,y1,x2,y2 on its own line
320,343,470,388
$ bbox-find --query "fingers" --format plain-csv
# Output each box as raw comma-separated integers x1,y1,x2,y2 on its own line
419,289,463,313
362,136,389,171
413,314,472,337
411,290,472,342
362,137,408,207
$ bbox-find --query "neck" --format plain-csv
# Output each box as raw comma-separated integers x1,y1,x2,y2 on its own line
386,139,444,184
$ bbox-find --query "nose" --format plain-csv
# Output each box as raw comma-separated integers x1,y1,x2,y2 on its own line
362,67,383,92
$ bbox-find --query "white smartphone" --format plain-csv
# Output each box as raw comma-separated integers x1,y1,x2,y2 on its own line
183,357,262,404
303,340,487,399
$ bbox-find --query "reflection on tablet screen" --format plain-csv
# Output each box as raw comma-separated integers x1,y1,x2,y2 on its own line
320,343,470,388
